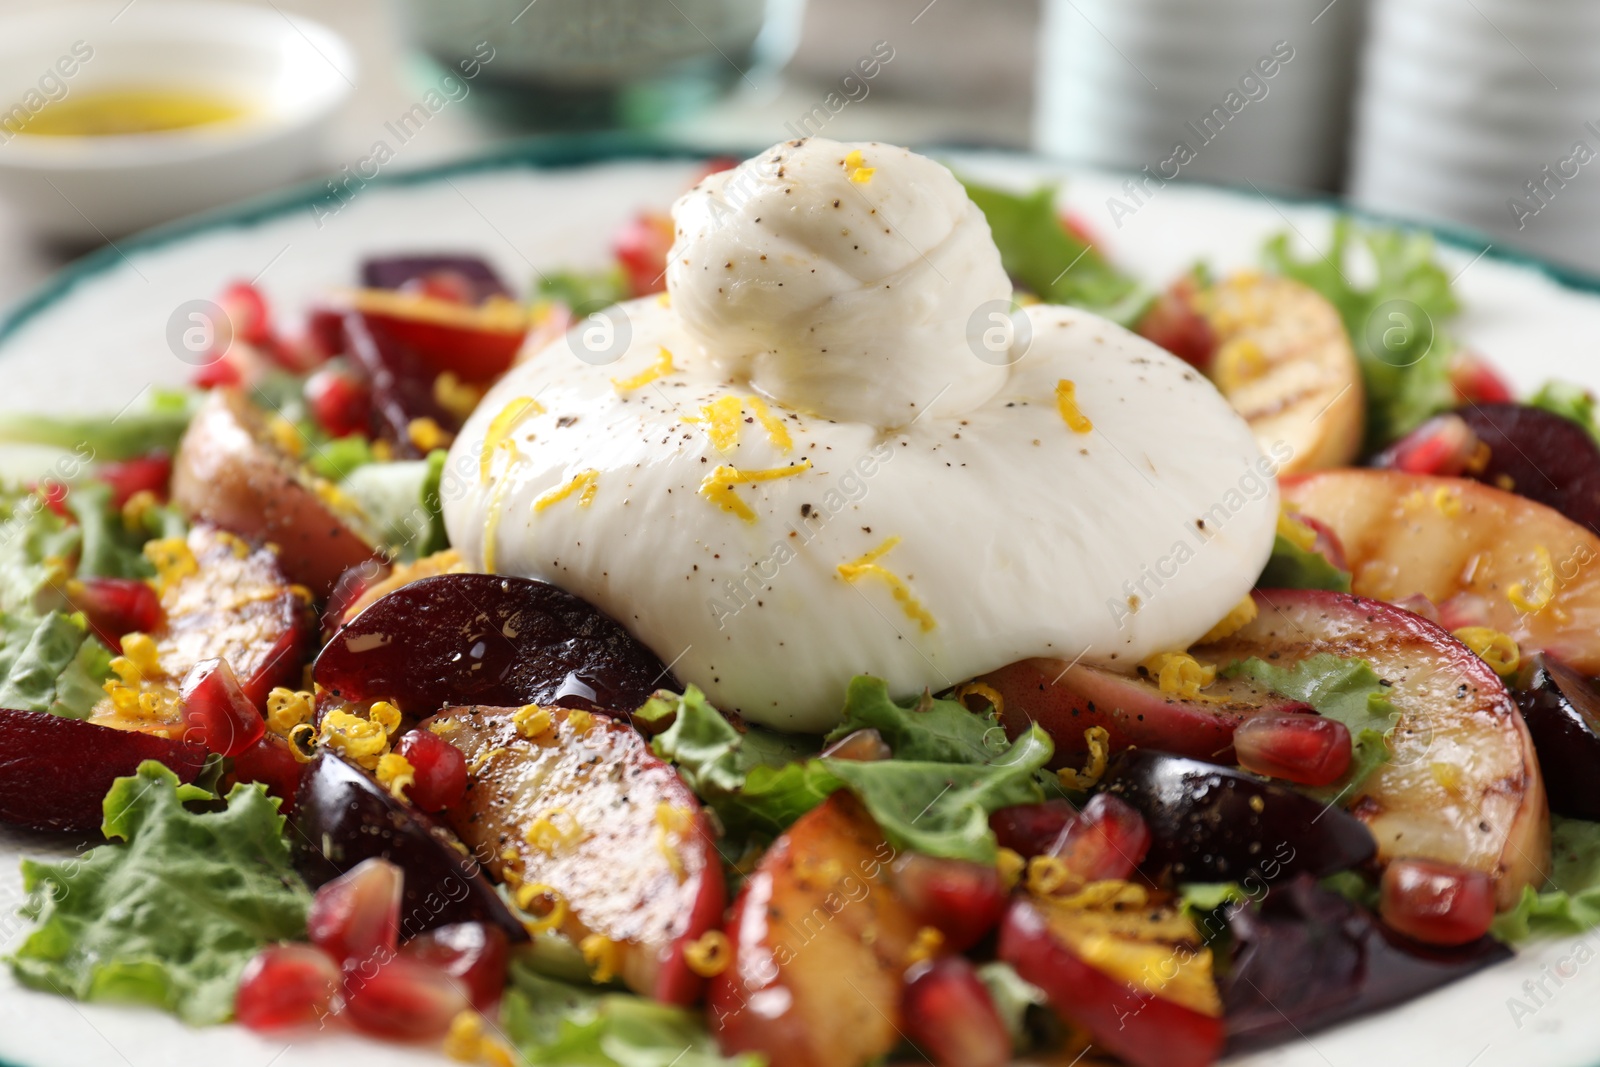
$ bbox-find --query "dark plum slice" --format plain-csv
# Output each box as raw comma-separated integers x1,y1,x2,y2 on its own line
314,572,672,717
1454,403,1600,536
1098,748,1376,885
290,752,523,942
360,255,510,304
0,709,209,832
342,310,461,456
1515,656,1600,820
1221,875,1510,1052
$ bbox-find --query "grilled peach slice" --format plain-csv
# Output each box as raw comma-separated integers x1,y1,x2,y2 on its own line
427,704,723,1005
89,524,310,737
1196,589,1547,908
709,793,919,1067
1196,272,1363,474
1284,468,1600,675
171,388,378,596
979,657,1305,767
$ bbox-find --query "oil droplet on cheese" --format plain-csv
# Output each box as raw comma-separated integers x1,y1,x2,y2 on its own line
7,88,251,137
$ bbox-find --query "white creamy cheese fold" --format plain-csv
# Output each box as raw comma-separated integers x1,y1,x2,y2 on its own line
443,139,1278,731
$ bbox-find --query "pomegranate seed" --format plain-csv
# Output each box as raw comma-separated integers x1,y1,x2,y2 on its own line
97,454,172,508
400,923,509,1011
820,727,892,762
902,957,1012,1067
891,853,1008,951
1450,351,1515,405
231,732,304,812
305,307,349,359
613,211,676,297
1059,210,1100,248
1380,858,1496,946
179,658,265,757
1392,593,1441,625
343,955,469,1041
71,577,163,652
1294,513,1350,572
191,354,243,389
1372,414,1481,476
235,943,341,1030
1047,793,1150,883
1135,277,1215,371
310,857,404,968
398,270,479,305
33,480,70,518
1437,592,1493,632
305,366,372,440
219,281,273,346
1234,713,1352,786
393,729,467,812
990,800,1076,859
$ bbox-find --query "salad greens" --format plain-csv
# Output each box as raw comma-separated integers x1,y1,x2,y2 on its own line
1492,816,1600,942
1261,220,1460,453
537,268,631,319
1223,653,1398,797
8,762,311,1025
503,962,758,1067
1257,531,1352,592
1529,380,1600,445
961,179,1152,327
645,678,1059,863
340,448,450,560
0,487,114,718
0,389,200,462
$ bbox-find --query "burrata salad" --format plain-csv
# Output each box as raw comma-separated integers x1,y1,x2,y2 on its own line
2,139,1600,1067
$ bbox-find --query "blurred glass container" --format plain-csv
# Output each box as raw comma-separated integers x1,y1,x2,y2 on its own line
393,0,804,130
1034,0,1367,191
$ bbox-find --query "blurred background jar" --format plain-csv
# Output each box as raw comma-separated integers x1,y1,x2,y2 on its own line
1033,0,1368,191
392,0,805,130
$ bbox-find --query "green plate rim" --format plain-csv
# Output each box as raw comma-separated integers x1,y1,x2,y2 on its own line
5,131,1600,351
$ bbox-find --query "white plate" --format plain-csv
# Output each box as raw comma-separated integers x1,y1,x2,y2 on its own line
0,139,1597,1067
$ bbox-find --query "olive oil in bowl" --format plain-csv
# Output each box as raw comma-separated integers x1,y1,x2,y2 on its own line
5,89,252,138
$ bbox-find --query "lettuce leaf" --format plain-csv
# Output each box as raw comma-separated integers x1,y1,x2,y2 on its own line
1262,219,1460,452
0,610,113,718
0,390,200,462
8,761,311,1025
642,686,834,843
1529,380,1600,445
1492,817,1600,942
1257,532,1352,592
66,481,156,581
1223,654,1399,798
822,725,1056,864
537,268,630,318
825,675,1007,763
339,448,449,561
961,179,1151,326
502,961,759,1067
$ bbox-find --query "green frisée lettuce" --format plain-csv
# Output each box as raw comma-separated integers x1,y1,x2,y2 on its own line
502,962,759,1067
961,179,1152,326
1492,816,1600,942
826,675,1007,763
1262,219,1460,453
7,761,311,1025
1223,653,1399,797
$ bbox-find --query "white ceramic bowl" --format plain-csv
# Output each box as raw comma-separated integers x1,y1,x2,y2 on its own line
0,0,354,240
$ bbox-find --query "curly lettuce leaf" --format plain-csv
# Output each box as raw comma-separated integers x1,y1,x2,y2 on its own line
1257,533,1352,592
1223,653,1398,798
961,179,1151,326
66,481,156,581
502,961,759,1067
825,675,1007,763
1492,817,1600,942
8,761,311,1024
822,725,1055,864
642,686,834,843
1262,219,1460,452
537,268,630,318
0,390,200,462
